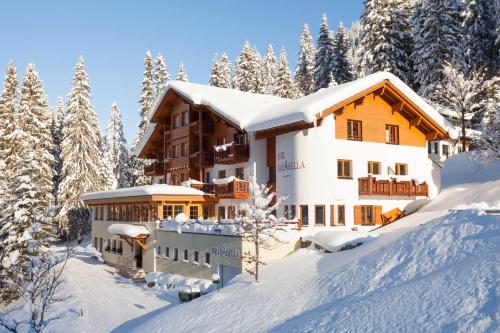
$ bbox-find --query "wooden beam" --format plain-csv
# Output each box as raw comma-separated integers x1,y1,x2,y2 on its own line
426,131,438,140
409,117,422,128
134,238,147,252
333,106,344,115
120,236,133,250
391,102,404,114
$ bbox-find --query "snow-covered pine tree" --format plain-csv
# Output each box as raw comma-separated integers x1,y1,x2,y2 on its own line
495,0,500,66
0,62,20,210
332,22,354,84
275,47,299,99
19,64,55,212
209,54,223,87
219,53,233,88
314,14,336,91
154,52,171,96
412,0,463,100
461,0,498,78
100,134,116,190
130,52,155,187
57,56,105,239
176,63,189,82
106,103,130,189
346,21,363,78
359,0,413,83
51,97,65,202
261,45,278,95
472,79,499,164
295,24,316,96
234,41,262,93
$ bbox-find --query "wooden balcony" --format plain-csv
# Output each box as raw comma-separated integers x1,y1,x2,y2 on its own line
191,179,250,199
190,120,215,134
189,151,215,169
214,143,249,165
358,175,428,197
144,161,169,177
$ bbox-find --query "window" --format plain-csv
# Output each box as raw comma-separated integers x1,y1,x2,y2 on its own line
157,246,161,257
205,172,210,183
361,206,375,225
174,205,183,217
101,206,105,220
183,249,188,261
216,137,225,146
173,115,180,129
337,205,345,225
337,159,352,179
428,141,439,154
190,206,199,220
284,205,289,219
99,238,103,252
235,167,244,180
118,241,123,255
347,120,362,140
218,206,226,220
180,173,187,182
173,248,179,261
202,205,210,219
94,237,98,248
315,205,325,225
193,250,199,263
163,205,173,220
218,170,226,179
300,205,309,227
205,252,211,266
112,240,116,252
165,247,170,258
290,205,296,219
228,206,236,219
181,143,188,157
395,163,408,175
174,145,180,158
385,125,399,144
368,161,381,175
442,144,450,157
182,111,189,126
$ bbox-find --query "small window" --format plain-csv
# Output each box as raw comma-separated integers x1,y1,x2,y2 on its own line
218,170,226,179
189,206,199,220
337,159,352,179
290,205,296,219
315,205,325,226
386,125,399,144
235,167,244,180
183,249,188,261
228,206,236,219
337,205,345,225
173,248,179,261
347,120,362,140
205,252,211,265
118,241,123,255
174,145,180,158
182,111,189,126
395,163,408,175
193,250,199,263
157,246,161,257
173,115,180,129
181,143,188,157
165,247,169,258
368,161,381,175
218,206,226,220
174,205,183,216
361,205,375,225
442,144,450,157
283,205,289,219
300,205,309,226
163,205,173,220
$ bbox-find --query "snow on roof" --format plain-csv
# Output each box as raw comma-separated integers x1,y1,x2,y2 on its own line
150,80,287,129
107,224,150,237
81,184,206,201
133,123,156,156
246,72,453,133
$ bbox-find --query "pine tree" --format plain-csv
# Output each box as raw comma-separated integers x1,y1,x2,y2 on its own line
261,45,278,95
176,63,189,82
130,52,155,187
219,53,233,88
154,52,170,96
209,54,223,87
18,64,55,216
295,24,316,96
314,14,336,91
412,0,463,100
100,134,116,190
332,23,354,84
51,97,65,202
106,103,129,189
461,0,498,78
359,0,413,83
57,57,105,239
234,41,262,93
346,21,364,78
275,48,299,99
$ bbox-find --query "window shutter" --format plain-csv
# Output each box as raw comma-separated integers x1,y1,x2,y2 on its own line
375,206,383,225
354,205,361,225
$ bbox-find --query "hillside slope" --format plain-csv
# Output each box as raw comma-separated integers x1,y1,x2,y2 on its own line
131,154,500,333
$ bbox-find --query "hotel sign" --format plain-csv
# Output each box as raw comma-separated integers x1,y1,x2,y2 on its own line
211,247,241,258
277,152,305,177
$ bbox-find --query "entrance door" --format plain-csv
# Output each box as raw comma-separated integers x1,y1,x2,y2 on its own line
134,241,143,269
219,265,240,287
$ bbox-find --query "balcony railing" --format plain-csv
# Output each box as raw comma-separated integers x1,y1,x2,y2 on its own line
358,175,428,197
189,151,215,169
191,179,250,199
214,143,249,165
144,161,169,177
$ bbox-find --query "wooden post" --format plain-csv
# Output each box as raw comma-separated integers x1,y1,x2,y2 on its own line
367,175,373,196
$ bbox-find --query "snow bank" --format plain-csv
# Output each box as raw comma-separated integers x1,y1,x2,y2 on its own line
313,231,378,252
441,153,500,188
145,271,213,293
160,220,241,236
107,224,150,237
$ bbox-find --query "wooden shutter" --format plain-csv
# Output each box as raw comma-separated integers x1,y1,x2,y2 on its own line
354,205,361,225
375,206,383,225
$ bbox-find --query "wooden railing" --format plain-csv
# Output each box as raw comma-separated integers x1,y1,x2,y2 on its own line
358,175,428,197
144,161,169,176
191,179,250,199
214,144,249,164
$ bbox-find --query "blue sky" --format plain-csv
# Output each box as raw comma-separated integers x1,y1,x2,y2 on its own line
0,0,363,143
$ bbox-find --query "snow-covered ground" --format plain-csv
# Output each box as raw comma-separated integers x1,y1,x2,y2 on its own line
1,154,498,332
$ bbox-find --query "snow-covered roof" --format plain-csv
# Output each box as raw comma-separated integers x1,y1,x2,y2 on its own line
81,184,206,201
134,123,156,157
107,224,150,237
